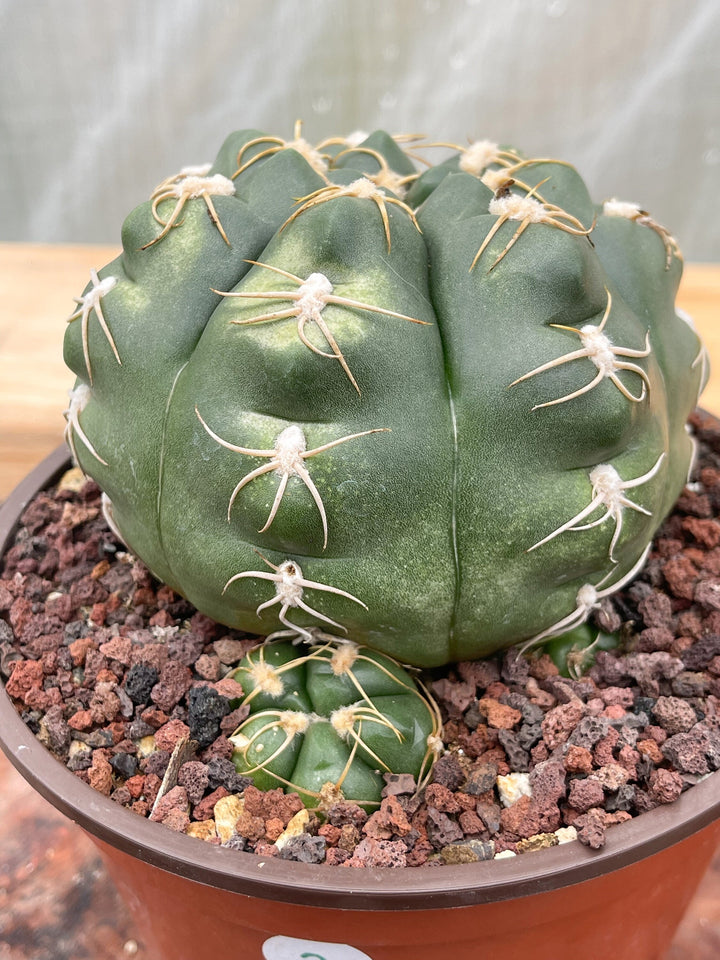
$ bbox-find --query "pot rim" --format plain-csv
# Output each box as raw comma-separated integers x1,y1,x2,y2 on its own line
1,445,719,911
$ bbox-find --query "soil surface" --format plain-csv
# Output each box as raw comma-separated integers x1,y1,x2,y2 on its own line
2,410,720,869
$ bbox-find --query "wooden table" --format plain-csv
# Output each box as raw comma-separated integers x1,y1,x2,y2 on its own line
0,246,719,959
0,244,719,499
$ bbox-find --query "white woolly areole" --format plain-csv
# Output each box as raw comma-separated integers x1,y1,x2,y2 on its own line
497,772,532,808
172,174,235,199
179,163,212,177
297,272,334,316
273,425,307,475
81,271,117,307
345,130,369,148
274,559,307,608
330,705,358,738
588,464,625,507
603,199,642,219
489,193,546,223
67,382,92,416
459,139,501,176
480,168,511,194
579,325,617,375
330,641,359,675
576,583,599,609
248,660,285,697
347,177,385,199
277,711,311,737
286,137,328,175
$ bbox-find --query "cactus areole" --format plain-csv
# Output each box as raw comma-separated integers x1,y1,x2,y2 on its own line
63,125,708,668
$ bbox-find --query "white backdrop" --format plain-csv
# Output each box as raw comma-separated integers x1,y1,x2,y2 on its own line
1,0,718,258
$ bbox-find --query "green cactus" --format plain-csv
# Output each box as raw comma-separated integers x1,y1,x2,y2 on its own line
227,635,442,808
63,126,707,669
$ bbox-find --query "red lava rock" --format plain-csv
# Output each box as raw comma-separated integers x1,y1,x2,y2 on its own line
682,517,720,549
325,847,351,866
154,718,192,752
193,786,230,821
99,636,133,665
575,807,607,849
424,783,463,815
89,682,121,724
209,677,243,701
161,808,190,832
125,774,146,799
648,768,684,804
563,745,594,774
88,752,113,796
541,699,585,749
694,579,720,611
346,837,407,868
652,696,698,735
151,660,193,712
477,698,522,730
177,761,209,805
67,709,94,731
235,812,266,842
568,778,605,812
5,659,44,702
663,556,698,600
141,706,170,729
264,818,285,843
195,653,221,681
363,796,413,839
150,785,189,823
499,795,541,840
319,824,341,846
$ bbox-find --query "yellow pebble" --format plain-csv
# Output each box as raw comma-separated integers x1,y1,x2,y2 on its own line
214,794,246,843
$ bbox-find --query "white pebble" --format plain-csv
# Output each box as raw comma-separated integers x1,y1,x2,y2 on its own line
496,772,532,808
494,849,517,859
555,825,578,845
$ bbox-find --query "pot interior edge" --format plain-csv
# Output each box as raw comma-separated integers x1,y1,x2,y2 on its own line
1,447,719,910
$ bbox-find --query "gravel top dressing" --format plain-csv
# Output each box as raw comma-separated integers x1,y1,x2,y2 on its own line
2,410,720,870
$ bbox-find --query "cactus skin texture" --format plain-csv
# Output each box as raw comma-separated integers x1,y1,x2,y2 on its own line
63,128,708,668
227,636,441,809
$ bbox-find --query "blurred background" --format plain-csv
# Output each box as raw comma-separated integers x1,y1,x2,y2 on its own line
1,0,719,258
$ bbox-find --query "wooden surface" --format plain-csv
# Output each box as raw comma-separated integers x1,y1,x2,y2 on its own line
0,243,719,499
0,245,719,958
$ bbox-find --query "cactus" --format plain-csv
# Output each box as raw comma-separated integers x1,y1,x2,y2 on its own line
63,125,707,669
227,634,441,808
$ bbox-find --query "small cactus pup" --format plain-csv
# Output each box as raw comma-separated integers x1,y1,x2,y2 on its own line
227,635,442,809
539,623,619,679
62,125,708,668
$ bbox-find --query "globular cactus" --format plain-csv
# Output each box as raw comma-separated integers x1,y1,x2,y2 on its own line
227,634,441,808
63,124,708,669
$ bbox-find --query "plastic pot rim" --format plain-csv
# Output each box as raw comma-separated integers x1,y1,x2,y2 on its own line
1,445,719,911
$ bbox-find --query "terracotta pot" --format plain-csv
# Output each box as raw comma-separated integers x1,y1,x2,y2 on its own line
1,447,719,960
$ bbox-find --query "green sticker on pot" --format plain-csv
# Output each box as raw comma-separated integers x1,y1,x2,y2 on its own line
262,935,374,960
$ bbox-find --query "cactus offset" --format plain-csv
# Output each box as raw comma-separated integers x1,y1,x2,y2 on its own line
63,126,707,669
227,636,441,809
